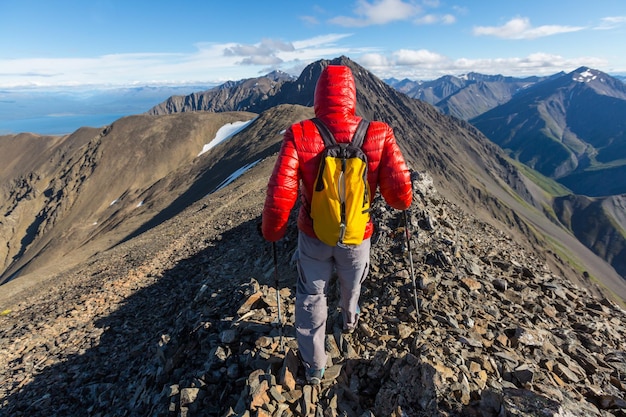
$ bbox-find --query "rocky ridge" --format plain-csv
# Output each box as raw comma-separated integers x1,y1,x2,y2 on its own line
146,71,295,116
1,169,625,416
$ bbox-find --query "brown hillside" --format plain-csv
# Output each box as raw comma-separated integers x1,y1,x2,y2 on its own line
0,111,263,288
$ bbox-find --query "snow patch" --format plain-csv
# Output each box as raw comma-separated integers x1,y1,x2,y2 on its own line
110,199,118,206
211,159,262,194
573,69,598,83
198,119,255,156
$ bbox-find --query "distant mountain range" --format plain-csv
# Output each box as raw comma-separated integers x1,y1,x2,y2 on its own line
469,67,626,280
385,72,559,120
386,67,626,282
471,67,626,197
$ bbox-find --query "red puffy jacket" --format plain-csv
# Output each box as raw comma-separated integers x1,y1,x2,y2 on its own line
262,65,412,242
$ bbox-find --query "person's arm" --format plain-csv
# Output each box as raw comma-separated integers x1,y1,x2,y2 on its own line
262,128,300,241
378,124,412,210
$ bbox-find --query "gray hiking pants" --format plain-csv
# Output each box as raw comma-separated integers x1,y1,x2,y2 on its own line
295,232,370,370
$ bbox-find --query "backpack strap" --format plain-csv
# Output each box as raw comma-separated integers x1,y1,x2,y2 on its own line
351,119,370,148
311,118,336,147
311,118,370,148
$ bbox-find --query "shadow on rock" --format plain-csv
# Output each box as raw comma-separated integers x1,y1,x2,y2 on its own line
0,215,301,416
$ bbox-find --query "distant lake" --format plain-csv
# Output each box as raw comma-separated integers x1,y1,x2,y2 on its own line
0,113,128,136
0,83,216,136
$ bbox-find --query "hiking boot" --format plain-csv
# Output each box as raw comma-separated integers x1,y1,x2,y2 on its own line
342,305,360,334
306,368,325,385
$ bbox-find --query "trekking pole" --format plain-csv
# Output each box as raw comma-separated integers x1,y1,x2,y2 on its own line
403,210,421,321
272,242,285,352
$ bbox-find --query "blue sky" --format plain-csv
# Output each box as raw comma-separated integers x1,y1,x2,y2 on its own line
1,0,625,88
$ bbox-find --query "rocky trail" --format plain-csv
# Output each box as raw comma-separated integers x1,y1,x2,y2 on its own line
1,171,625,416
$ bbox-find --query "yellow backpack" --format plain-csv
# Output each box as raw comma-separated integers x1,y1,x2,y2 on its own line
310,118,371,246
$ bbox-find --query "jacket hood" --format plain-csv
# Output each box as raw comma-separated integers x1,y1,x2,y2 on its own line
313,65,357,120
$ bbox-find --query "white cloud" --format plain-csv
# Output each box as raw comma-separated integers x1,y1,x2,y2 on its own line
299,15,319,25
224,38,296,65
414,13,455,25
441,14,456,24
359,53,391,67
393,49,448,66
329,0,420,27
356,50,608,80
452,6,468,15
0,34,356,88
291,33,352,49
414,14,438,25
329,0,458,28
594,16,626,30
473,17,585,39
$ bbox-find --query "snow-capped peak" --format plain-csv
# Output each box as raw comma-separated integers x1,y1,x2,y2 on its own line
573,68,598,83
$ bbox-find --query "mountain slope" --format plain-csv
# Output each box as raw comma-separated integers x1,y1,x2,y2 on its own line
553,194,626,278
471,67,626,197
0,111,264,285
437,78,532,120
386,72,551,120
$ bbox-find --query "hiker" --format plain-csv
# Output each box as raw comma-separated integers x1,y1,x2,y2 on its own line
262,64,412,385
